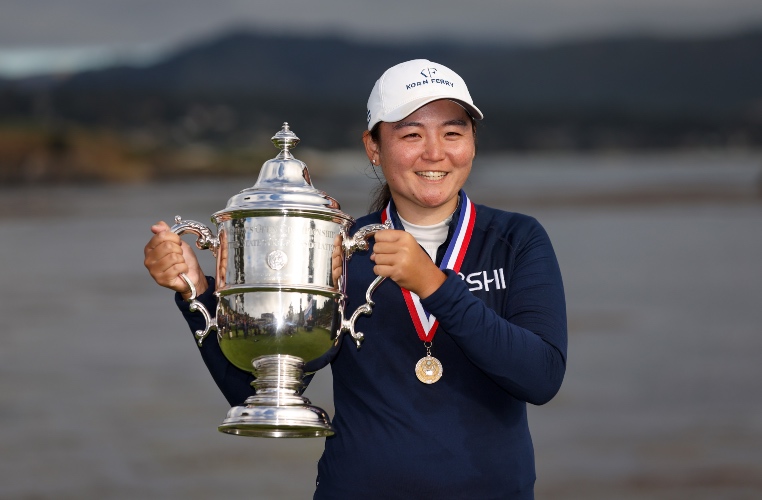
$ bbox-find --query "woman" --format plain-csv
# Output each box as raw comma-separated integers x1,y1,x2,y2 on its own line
144,59,567,499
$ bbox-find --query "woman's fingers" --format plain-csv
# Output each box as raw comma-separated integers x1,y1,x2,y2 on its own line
370,230,445,298
144,220,206,297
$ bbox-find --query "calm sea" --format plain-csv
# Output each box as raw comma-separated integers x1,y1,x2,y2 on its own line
1,150,761,499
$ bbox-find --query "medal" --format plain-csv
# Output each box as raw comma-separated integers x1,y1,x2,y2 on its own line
382,191,476,385
415,342,443,384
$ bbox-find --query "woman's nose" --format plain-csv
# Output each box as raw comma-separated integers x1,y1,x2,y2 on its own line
422,137,445,161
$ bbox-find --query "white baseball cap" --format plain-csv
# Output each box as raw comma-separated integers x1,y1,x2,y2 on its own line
366,59,484,131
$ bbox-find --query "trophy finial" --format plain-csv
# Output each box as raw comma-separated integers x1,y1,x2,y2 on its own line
272,122,300,158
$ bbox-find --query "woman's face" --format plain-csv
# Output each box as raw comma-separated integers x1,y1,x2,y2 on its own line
364,99,476,225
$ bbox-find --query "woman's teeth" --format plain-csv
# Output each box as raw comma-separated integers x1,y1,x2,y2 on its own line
416,171,447,180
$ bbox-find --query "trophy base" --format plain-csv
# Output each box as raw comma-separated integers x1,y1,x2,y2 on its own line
219,403,334,438
217,354,335,438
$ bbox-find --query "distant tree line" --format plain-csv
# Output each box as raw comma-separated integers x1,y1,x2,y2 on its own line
1,28,761,182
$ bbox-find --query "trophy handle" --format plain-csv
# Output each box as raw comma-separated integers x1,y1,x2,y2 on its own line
339,221,392,349
171,216,220,346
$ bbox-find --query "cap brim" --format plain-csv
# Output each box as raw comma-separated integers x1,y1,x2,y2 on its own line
381,96,483,124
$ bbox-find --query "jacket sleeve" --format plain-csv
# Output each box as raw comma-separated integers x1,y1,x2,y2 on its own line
420,221,567,405
175,277,256,407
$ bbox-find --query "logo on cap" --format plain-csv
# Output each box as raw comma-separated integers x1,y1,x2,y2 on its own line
404,66,455,90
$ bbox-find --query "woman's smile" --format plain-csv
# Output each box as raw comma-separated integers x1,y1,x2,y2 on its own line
416,171,448,181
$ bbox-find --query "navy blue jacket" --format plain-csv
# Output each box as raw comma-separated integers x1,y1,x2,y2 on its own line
177,201,567,499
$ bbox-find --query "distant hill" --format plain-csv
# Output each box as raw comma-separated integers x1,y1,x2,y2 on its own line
2,28,761,151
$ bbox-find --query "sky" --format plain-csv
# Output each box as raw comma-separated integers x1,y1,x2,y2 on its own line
1,0,762,77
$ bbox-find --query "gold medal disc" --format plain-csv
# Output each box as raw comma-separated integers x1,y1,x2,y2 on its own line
415,355,443,384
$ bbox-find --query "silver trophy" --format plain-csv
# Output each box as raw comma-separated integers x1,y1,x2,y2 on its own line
170,123,388,438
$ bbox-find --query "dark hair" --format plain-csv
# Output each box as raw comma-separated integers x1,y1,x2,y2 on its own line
367,116,478,214
368,124,391,213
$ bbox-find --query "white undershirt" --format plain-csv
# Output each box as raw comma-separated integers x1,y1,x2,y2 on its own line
398,215,451,261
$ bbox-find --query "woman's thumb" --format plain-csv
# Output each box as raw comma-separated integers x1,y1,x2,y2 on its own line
151,220,170,234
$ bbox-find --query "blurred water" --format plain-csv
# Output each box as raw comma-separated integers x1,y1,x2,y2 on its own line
1,150,761,499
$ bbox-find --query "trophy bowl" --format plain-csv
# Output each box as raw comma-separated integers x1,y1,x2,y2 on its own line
170,123,388,438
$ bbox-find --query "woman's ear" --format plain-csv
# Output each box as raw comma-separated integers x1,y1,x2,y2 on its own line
362,130,380,165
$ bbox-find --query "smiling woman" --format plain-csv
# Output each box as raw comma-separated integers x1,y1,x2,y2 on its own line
363,100,476,225
145,58,568,499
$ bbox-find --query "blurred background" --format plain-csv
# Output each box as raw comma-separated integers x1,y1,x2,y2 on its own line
1,1,761,498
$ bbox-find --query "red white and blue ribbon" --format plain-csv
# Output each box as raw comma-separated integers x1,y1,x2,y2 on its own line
380,191,476,342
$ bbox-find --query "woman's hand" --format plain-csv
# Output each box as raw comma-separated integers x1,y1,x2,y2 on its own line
370,229,446,299
143,221,207,300
331,234,344,288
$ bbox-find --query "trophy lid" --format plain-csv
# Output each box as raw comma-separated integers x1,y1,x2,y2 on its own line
214,123,349,222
